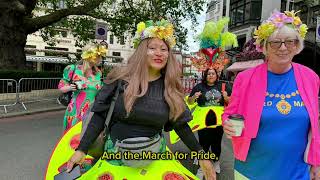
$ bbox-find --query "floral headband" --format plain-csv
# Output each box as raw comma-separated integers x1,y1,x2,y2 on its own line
81,45,107,63
191,17,238,72
133,19,176,48
254,10,308,52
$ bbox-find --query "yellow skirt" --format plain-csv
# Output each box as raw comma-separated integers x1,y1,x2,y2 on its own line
45,121,199,180
169,97,224,144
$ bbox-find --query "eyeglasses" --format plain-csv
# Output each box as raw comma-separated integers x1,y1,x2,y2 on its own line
268,39,299,49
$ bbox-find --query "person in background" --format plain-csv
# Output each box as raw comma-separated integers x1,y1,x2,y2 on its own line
223,10,319,179
188,68,231,177
58,44,107,133
188,17,237,179
66,19,216,180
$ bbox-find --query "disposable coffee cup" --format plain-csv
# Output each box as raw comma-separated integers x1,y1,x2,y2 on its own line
228,114,244,137
74,81,82,90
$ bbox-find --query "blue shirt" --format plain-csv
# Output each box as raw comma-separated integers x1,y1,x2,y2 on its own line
235,68,310,180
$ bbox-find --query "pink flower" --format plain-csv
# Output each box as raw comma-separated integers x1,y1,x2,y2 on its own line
58,80,65,89
255,44,263,52
268,12,294,28
68,71,74,80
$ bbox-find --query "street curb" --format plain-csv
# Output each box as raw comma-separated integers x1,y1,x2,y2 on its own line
0,106,66,119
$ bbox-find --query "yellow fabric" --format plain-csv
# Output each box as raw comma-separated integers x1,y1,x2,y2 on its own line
169,97,224,144
234,169,250,180
45,122,199,180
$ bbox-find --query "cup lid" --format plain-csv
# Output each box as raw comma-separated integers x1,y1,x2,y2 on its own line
228,114,244,121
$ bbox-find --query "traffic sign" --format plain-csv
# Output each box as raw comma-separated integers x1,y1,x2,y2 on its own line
95,22,108,40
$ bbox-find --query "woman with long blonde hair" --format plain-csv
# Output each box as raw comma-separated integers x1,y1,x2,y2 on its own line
67,19,216,180
58,44,107,132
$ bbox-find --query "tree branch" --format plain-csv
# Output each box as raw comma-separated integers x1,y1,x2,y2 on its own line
125,0,138,20
24,0,105,34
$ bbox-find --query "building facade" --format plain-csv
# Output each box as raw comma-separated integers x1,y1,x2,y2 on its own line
208,0,320,75
206,0,226,22
25,2,135,72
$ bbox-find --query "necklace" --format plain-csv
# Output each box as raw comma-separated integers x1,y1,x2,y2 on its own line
266,90,299,115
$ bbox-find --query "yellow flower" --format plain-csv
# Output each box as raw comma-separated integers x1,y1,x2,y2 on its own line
299,24,308,38
82,45,108,63
254,22,276,42
96,46,107,57
133,19,176,48
81,51,95,60
284,10,297,18
165,24,174,36
293,17,302,26
137,22,146,33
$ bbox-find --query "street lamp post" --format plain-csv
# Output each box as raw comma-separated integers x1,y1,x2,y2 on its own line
314,16,319,69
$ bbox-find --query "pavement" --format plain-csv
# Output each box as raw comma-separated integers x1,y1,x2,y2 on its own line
0,99,66,119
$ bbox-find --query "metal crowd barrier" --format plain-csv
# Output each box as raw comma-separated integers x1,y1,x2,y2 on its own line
0,79,18,113
18,78,61,110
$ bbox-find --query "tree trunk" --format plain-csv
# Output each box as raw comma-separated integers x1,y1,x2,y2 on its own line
0,1,27,70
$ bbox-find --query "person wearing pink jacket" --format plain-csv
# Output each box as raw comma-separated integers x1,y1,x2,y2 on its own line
223,11,319,180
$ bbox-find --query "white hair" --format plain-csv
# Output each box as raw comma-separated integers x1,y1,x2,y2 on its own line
262,25,304,56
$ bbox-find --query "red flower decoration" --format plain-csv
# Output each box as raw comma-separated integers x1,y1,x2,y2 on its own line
80,100,90,118
73,75,81,81
163,172,186,180
95,84,101,90
70,134,81,150
98,172,113,180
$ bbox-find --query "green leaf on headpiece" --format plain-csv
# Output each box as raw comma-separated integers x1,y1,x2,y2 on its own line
286,24,295,29
158,19,167,26
212,52,219,62
145,20,154,27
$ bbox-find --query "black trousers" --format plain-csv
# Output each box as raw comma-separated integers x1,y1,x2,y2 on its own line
197,126,224,162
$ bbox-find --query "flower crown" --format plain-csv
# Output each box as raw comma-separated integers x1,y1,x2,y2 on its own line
81,45,107,63
133,19,176,48
254,10,308,52
191,17,238,72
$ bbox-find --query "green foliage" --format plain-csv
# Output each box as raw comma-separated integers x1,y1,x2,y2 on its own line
36,0,206,50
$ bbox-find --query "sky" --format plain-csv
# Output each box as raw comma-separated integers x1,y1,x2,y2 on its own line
182,4,207,54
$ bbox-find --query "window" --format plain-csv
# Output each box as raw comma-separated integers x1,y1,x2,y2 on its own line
120,36,125,45
58,0,66,9
230,0,262,28
112,52,121,56
245,3,251,21
109,34,114,44
26,45,36,49
235,6,244,24
57,30,67,37
311,9,320,26
25,45,37,55
47,0,66,9
250,1,261,20
44,46,69,57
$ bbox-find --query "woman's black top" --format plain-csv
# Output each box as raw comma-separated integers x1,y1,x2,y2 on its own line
77,77,202,154
189,82,232,107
